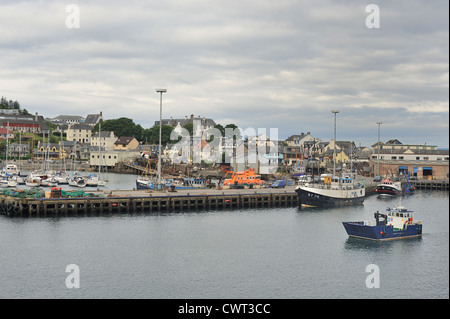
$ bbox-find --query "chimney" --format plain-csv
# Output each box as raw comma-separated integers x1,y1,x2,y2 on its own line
35,112,38,122
190,114,194,121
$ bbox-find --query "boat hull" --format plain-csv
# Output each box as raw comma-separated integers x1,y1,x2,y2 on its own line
342,222,422,241
136,180,207,190
295,186,365,207
375,185,402,196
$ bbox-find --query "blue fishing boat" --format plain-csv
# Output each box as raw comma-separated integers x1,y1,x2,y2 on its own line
342,205,422,241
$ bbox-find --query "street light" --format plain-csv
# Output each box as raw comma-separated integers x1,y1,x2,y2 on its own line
156,88,167,189
376,121,382,177
332,110,339,176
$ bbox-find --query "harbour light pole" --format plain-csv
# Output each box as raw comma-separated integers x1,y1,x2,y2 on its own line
376,121,382,177
332,110,339,176
156,88,167,189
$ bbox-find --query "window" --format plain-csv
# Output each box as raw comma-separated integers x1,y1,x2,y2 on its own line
423,167,433,177
391,156,397,160
416,157,420,160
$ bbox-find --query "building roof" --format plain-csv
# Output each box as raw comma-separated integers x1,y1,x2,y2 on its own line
335,141,356,149
156,114,216,128
0,127,14,134
285,132,311,142
386,139,402,144
84,113,103,125
50,115,85,122
69,123,93,130
0,113,49,131
92,131,115,138
114,136,137,145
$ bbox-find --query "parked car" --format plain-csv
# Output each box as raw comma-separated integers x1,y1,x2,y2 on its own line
373,176,382,182
271,180,286,188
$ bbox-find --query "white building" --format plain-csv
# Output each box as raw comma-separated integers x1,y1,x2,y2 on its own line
91,131,117,151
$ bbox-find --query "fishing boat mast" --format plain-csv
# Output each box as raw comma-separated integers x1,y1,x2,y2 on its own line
332,110,339,177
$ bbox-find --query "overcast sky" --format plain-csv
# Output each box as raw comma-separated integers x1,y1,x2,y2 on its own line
1,0,448,148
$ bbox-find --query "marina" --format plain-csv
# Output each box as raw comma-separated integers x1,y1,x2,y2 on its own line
1,170,448,217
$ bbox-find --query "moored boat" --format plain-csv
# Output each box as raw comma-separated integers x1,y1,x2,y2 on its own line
342,205,423,241
53,171,69,184
375,178,402,196
223,168,263,188
1,164,20,176
69,173,86,188
25,178,41,187
295,173,365,207
86,173,107,187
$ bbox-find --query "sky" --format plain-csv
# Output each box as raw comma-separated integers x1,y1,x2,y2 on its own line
0,0,448,148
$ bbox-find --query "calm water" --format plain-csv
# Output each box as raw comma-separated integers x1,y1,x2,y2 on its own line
0,174,448,299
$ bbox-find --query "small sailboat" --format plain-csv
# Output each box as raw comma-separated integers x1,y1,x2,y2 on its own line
69,173,86,188
25,177,41,187
53,171,69,184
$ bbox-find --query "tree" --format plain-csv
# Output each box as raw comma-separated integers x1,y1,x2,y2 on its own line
93,117,145,141
143,125,174,145
183,122,193,137
224,124,242,141
213,124,225,137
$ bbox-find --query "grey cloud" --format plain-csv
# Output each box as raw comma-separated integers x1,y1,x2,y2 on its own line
0,0,448,148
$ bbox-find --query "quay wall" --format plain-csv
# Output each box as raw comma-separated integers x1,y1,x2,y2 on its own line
0,190,299,218
1,180,446,218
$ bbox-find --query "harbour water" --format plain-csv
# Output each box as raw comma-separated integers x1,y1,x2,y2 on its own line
0,172,448,299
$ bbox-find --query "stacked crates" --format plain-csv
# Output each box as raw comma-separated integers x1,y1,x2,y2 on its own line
51,187,62,198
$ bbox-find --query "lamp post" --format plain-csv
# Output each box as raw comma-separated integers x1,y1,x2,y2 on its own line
156,88,167,189
376,121,382,177
332,110,339,176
